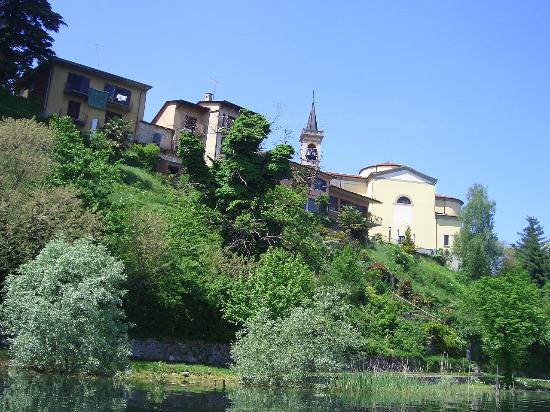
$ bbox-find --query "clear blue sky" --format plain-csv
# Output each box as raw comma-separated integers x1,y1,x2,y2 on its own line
50,0,550,244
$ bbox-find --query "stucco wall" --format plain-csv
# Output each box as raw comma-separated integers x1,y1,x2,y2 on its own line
368,177,437,249
135,121,174,151
44,63,147,132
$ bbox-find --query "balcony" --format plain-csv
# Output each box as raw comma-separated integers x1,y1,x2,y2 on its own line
366,213,382,227
107,97,132,112
64,82,89,97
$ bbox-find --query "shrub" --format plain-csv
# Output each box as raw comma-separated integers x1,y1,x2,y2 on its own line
0,186,103,283
123,143,160,171
1,238,129,375
400,227,415,255
231,289,361,385
0,117,54,192
223,248,314,325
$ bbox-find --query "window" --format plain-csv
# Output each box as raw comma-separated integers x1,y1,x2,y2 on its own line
152,133,162,145
313,177,327,192
306,198,318,213
104,84,131,106
184,115,197,132
66,73,90,94
398,235,405,244
105,111,122,124
220,114,236,129
305,144,318,161
67,100,81,120
167,165,180,175
329,196,339,211
397,196,411,205
443,235,450,247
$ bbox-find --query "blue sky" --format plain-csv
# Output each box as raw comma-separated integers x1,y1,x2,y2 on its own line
50,0,550,244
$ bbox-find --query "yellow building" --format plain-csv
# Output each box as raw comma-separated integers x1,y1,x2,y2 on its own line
330,165,462,251
17,57,152,132
298,100,463,252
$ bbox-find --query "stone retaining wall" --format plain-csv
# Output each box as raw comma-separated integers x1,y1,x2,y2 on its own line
130,339,231,367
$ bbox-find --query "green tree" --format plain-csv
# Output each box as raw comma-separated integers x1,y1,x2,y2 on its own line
177,130,212,190
49,115,119,209
1,238,129,375
178,110,294,255
0,187,102,284
453,184,502,278
338,205,369,242
0,117,53,192
0,0,65,88
231,289,360,385
514,216,550,287
401,226,415,255
223,248,314,325
468,271,547,384
99,117,133,160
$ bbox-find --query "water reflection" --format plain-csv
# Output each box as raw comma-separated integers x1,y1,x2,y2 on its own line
0,370,548,411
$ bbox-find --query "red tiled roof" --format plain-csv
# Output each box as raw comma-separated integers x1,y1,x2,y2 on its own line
328,171,366,179
435,194,464,204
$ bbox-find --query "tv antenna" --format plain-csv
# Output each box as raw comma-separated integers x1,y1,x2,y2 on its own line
209,76,220,94
94,43,102,68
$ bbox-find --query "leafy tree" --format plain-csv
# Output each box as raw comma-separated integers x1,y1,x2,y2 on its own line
178,109,294,255
177,130,212,190
99,117,133,160
468,271,547,384
0,0,66,88
0,117,53,192
0,187,102,284
453,184,502,278
338,205,369,241
401,226,415,255
514,216,550,287
231,289,360,385
223,248,314,325
1,238,129,375
49,115,119,209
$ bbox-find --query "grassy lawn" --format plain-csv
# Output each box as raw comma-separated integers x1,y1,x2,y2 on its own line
126,359,237,387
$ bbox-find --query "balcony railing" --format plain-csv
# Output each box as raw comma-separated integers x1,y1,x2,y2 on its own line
366,214,382,227
64,82,89,96
107,97,132,112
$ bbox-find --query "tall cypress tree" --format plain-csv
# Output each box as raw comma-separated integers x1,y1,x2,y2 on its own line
514,216,550,287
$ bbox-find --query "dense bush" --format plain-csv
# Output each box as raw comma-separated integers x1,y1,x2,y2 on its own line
223,248,315,325
1,238,129,375
123,143,160,170
231,289,360,385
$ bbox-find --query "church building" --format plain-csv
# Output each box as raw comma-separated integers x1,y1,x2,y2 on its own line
298,99,462,252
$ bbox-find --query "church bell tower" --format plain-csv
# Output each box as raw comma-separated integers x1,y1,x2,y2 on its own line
300,92,324,169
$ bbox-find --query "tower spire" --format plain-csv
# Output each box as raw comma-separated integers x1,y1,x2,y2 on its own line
305,90,318,133
300,91,323,168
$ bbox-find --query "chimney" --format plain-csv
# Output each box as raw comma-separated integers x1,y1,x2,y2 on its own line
204,92,213,102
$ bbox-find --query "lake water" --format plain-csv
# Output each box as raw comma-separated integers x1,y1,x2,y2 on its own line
0,370,549,411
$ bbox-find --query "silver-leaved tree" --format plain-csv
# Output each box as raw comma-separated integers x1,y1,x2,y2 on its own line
1,237,129,375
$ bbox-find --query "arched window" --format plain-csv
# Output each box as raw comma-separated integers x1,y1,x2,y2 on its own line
305,144,318,161
396,196,411,205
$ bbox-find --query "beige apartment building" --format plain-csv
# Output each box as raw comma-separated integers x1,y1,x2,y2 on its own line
137,93,242,172
17,57,151,132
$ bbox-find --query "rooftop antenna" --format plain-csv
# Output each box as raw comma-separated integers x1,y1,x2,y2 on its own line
94,43,102,68
209,76,220,94
312,89,315,103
